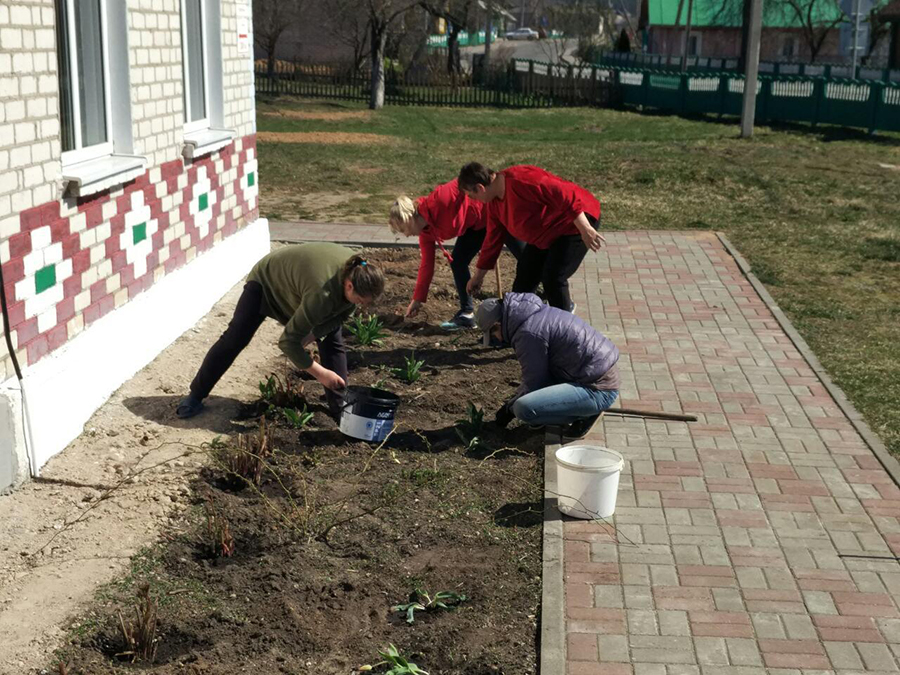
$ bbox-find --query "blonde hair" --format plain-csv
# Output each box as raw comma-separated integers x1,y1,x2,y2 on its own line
388,195,417,234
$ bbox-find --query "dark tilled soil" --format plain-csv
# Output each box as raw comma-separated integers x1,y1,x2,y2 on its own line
57,248,543,675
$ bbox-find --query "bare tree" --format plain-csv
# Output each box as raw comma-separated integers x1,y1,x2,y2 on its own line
772,0,846,62
254,0,307,80
420,0,478,74
712,0,848,64
322,0,372,71
367,0,420,109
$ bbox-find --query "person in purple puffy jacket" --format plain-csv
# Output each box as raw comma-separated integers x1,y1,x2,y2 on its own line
475,292,620,437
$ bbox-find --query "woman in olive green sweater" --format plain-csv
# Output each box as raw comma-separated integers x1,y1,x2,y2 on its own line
177,242,385,419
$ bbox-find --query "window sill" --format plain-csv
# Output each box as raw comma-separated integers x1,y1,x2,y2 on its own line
61,153,148,198
182,127,236,160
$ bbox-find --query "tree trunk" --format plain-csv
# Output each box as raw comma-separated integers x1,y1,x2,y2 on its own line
447,27,462,74
267,51,276,82
370,23,386,110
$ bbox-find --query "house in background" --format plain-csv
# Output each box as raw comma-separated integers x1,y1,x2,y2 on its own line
0,0,269,492
638,0,846,62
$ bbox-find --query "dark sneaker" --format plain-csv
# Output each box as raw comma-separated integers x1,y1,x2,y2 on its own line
564,415,599,438
440,310,476,330
176,394,204,419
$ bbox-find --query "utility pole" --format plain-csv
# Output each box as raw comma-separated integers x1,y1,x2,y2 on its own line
851,0,862,76
681,0,695,72
740,0,763,138
485,0,493,68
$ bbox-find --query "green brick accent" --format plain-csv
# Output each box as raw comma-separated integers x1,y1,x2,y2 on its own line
248,171,255,187
133,222,147,245
199,193,209,211
35,264,56,295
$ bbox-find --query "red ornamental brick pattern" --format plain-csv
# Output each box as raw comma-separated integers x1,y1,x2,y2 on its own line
0,134,259,368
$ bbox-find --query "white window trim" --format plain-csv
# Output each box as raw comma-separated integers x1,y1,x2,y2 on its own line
180,0,235,159
57,0,146,197
60,0,114,168
181,0,211,133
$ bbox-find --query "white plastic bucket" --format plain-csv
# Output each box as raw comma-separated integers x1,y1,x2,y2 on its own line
555,445,624,519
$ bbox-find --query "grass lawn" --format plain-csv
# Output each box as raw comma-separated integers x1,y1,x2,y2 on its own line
256,96,900,457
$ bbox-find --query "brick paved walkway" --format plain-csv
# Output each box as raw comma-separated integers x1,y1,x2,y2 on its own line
566,231,900,675
271,222,900,675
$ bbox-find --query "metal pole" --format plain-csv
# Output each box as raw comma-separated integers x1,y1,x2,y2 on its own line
740,0,763,138
851,0,862,76
682,0,695,72
485,0,493,67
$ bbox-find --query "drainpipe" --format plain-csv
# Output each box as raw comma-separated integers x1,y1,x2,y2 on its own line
0,258,36,478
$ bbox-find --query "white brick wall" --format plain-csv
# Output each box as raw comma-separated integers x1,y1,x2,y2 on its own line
0,0,257,382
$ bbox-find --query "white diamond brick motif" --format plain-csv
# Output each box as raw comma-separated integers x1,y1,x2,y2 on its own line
119,190,159,279
14,225,74,333
189,165,217,238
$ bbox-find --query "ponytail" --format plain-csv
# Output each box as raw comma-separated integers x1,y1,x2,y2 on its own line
341,255,385,300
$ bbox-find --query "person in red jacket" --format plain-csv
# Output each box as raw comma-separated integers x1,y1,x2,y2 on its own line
458,163,605,311
389,178,524,329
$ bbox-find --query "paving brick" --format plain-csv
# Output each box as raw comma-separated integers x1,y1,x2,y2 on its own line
725,638,763,666
568,663,634,675
569,633,600,661
823,641,864,669
761,653,831,669
856,642,900,671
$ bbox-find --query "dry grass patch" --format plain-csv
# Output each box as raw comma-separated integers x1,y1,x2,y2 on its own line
261,109,372,121
257,131,397,145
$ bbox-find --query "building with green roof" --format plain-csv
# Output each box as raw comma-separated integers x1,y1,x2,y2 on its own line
638,0,851,62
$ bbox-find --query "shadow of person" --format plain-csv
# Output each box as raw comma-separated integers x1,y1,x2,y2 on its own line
122,395,251,435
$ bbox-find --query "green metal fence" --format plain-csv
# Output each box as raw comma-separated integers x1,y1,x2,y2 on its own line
598,63,900,133
596,50,900,83
255,59,900,133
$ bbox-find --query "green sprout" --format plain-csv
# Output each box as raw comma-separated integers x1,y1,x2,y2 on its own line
392,352,425,384
282,405,314,429
455,402,487,451
347,314,386,346
391,589,468,624
359,644,429,675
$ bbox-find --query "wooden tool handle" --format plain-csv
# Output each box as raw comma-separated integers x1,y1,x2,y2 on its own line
494,266,502,297
604,407,698,422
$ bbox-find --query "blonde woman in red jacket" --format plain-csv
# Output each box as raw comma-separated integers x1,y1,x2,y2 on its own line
389,178,523,329
458,163,605,311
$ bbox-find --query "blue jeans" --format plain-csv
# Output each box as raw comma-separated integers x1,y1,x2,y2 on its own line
512,385,618,426
451,228,525,312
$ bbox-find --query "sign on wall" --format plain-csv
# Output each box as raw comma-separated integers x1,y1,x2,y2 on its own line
237,1,250,53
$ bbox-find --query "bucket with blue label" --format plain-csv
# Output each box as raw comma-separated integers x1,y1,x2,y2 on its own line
339,385,400,442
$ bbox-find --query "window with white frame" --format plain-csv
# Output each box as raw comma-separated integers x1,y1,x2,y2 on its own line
182,0,209,132
56,0,142,195
180,0,232,157
57,0,113,164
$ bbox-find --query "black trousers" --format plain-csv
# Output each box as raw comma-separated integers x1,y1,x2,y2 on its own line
450,228,525,312
190,281,349,413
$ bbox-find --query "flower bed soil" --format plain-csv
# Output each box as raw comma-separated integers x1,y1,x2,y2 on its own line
55,248,543,675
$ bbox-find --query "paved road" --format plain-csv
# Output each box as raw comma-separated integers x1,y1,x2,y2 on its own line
460,37,577,66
